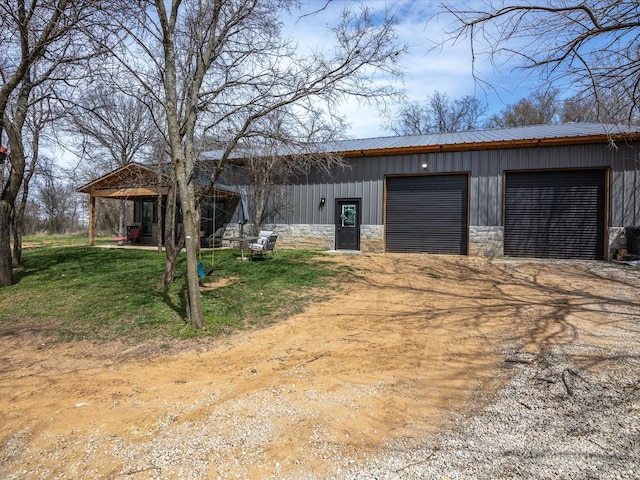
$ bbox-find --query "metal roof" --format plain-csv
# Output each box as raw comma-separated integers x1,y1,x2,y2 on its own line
201,123,640,160
324,123,640,155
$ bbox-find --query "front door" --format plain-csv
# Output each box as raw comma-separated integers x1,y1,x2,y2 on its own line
335,198,361,250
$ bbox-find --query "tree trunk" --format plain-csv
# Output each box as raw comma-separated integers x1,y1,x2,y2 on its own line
156,194,163,254
0,201,14,286
11,216,22,267
253,184,268,237
12,170,31,267
175,165,204,329
183,216,203,329
155,0,205,329
163,185,177,286
0,124,26,286
163,241,179,286
119,199,126,237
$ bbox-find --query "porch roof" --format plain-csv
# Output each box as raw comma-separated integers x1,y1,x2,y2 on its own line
76,162,239,200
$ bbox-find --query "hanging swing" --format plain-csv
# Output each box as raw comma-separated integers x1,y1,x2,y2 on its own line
198,189,217,282
208,189,216,274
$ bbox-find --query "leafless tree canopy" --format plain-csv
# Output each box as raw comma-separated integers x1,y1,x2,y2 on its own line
68,90,158,174
98,0,404,327
0,0,111,286
441,1,640,125
386,91,488,135
486,88,560,128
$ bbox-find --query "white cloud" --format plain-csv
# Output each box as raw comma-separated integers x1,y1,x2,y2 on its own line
283,0,540,138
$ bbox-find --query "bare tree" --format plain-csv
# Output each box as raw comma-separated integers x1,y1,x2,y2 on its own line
0,0,106,286
485,88,560,127
441,1,640,127
560,87,640,125
67,89,158,237
230,108,349,234
35,158,78,234
386,91,487,135
108,0,404,328
10,81,66,265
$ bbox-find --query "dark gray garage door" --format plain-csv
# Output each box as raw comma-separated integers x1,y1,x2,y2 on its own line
385,175,468,254
504,169,606,260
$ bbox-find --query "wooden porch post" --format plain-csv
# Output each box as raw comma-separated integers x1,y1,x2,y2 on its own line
89,195,96,246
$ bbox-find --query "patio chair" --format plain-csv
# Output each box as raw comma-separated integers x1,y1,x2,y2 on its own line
249,231,279,260
207,227,226,248
111,226,141,245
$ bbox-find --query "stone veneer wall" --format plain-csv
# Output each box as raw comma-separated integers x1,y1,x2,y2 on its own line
608,226,626,260
224,224,383,252
266,224,503,255
468,226,504,258
269,224,335,250
360,225,384,252
225,223,620,260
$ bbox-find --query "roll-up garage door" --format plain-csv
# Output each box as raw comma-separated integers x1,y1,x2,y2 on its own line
504,169,606,260
385,175,468,254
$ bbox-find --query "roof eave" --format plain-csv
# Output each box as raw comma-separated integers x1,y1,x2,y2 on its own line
338,133,638,158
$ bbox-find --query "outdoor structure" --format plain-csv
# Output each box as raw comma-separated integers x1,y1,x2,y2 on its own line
78,123,640,260
266,123,640,260
77,162,240,247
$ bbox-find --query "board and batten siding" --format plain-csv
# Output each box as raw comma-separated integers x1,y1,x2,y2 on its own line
279,180,383,225
278,141,640,228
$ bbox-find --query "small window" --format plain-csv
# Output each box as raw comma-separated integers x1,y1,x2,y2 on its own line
340,204,357,227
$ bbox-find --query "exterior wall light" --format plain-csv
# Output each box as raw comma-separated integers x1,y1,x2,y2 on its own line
421,163,428,169
319,196,326,209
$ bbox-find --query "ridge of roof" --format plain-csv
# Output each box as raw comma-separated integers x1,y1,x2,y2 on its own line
76,162,168,193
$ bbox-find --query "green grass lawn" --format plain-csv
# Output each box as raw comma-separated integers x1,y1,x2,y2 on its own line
1,243,343,343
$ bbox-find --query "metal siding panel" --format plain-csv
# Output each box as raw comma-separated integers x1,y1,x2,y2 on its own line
301,184,310,224
634,168,640,225
310,184,319,224
504,170,606,259
622,168,637,225
611,170,623,226
470,175,480,226
479,176,489,227
362,180,378,224
276,140,639,230
373,179,384,224
386,175,468,254
489,174,502,226
466,149,498,227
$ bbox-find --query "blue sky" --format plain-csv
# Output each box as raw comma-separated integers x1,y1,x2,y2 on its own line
283,0,541,138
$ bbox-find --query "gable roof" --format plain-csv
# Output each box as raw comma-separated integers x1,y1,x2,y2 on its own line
76,162,239,199
199,123,640,161
76,163,170,199
326,123,640,157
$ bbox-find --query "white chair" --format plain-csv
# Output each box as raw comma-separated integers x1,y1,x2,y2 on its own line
249,231,279,259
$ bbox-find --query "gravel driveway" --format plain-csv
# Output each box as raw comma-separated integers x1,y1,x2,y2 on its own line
1,254,639,479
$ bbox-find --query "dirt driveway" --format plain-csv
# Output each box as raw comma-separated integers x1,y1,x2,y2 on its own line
1,254,639,479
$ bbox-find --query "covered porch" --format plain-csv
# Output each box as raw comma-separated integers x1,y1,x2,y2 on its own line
77,162,240,247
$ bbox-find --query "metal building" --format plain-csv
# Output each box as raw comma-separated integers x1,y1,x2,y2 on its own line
269,123,640,260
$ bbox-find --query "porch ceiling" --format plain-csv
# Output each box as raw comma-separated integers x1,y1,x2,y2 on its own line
88,186,171,200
